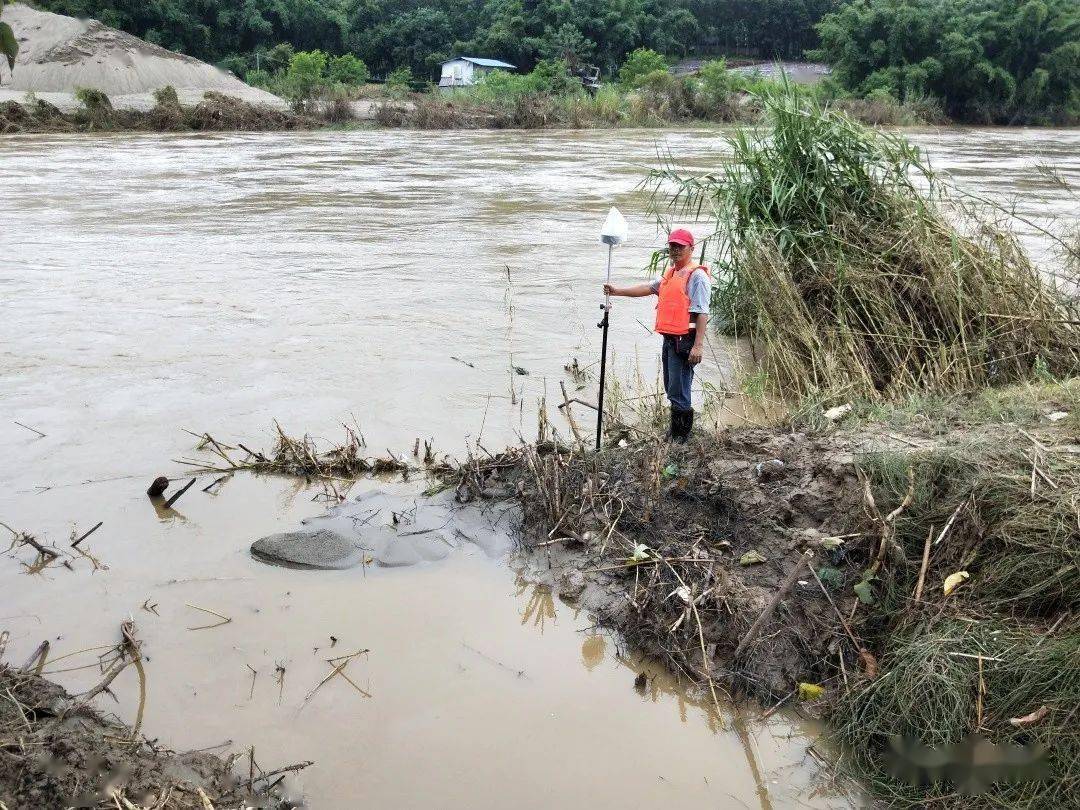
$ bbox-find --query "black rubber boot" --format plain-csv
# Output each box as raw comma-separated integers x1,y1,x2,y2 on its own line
672,407,692,444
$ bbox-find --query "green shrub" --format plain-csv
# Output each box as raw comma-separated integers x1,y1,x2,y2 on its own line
384,66,413,99
216,53,249,78
153,85,179,106
75,87,112,111
327,54,370,87
244,68,273,89
287,50,328,100
618,48,668,89
262,43,295,75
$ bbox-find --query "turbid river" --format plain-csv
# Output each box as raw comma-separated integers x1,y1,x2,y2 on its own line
2,127,1078,808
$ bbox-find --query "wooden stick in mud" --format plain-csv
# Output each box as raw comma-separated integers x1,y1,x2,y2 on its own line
71,521,103,549
77,657,131,703
559,381,586,447
913,524,934,601
14,421,46,438
237,443,268,462
12,532,59,560
253,760,315,785
733,551,812,660
163,477,197,509
807,565,861,648
21,640,50,674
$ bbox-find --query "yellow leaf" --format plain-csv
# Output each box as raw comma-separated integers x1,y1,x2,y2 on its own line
798,682,825,701
943,570,970,597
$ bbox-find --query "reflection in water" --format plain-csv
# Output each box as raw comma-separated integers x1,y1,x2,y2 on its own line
516,577,557,631
581,634,606,671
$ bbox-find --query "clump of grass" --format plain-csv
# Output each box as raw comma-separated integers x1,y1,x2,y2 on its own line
831,617,1079,809
648,82,1080,404
831,393,1079,809
857,433,1079,619
74,86,115,128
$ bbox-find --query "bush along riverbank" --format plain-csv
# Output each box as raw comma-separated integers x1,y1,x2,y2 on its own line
451,86,1080,806
0,87,310,134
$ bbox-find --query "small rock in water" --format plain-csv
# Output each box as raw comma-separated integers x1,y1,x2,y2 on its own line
251,529,363,570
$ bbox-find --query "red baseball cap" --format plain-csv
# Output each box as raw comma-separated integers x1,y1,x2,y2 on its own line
667,228,694,247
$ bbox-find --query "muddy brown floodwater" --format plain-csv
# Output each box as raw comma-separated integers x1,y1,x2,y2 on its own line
2,127,1079,808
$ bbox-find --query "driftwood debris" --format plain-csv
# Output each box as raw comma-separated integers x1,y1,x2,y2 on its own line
147,476,170,497
70,521,103,549
733,551,813,660
163,477,197,509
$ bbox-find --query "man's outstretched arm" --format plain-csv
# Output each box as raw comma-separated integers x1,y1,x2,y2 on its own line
603,282,654,297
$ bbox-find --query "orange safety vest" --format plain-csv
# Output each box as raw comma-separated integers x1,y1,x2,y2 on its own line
655,264,710,335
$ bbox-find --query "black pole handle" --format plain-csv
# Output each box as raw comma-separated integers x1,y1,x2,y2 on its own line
595,307,610,450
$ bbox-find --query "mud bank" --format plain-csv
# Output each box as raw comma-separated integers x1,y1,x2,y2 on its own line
484,427,877,700
0,664,302,809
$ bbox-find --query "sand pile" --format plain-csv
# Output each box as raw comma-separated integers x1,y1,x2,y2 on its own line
0,3,285,111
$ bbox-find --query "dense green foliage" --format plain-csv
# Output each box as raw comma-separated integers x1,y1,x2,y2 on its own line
689,0,839,59
1,0,18,71
814,0,1080,124
616,47,668,87
34,0,834,80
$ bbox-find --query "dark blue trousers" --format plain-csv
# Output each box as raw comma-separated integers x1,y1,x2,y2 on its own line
661,333,695,411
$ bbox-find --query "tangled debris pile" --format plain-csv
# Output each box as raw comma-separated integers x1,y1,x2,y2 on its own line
176,423,446,480
455,425,877,699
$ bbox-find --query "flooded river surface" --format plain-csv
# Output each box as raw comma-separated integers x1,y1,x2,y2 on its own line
2,127,1079,807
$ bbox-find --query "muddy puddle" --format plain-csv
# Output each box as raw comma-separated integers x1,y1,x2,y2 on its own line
1,473,849,808
3,126,1079,807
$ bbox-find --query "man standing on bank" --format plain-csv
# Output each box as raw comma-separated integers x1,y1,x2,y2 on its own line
603,228,711,443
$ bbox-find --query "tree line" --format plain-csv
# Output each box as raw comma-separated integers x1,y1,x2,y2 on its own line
813,0,1079,124
31,1,1079,124
35,0,834,79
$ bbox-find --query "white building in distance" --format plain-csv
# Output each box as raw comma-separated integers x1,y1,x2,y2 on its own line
438,56,515,89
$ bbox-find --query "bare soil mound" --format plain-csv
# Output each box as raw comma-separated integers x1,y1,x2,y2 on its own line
0,4,283,107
